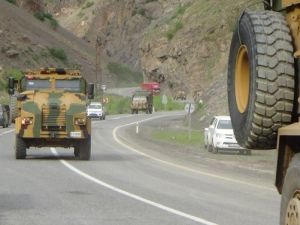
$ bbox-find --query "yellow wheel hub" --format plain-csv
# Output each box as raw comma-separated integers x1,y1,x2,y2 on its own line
235,45,250,113
286,193,300,225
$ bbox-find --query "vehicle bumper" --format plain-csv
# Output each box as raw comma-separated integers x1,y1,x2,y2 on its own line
87,113,103,118
215,142,244,150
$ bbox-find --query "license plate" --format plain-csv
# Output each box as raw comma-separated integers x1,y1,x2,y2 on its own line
70,131,82,138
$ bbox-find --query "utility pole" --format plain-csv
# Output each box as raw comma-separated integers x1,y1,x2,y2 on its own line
96,33,104,103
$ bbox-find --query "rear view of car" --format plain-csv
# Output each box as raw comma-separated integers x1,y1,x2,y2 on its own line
87,102,105,120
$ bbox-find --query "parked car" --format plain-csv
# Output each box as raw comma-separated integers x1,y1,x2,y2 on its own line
0,104,9,128
87,102,106,120
205,116,251,155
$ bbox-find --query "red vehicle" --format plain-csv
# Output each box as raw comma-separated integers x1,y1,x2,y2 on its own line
141,82,160,94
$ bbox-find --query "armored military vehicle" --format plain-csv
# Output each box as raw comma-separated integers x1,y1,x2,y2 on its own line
8,68,94,160
131,90,153,114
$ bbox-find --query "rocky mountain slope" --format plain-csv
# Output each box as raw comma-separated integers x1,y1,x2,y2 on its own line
45,0,256,119
2,0,264,123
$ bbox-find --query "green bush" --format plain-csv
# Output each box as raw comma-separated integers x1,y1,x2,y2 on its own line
48,47,67,61
34,11,46,21
5,69,24,80
153,95,184,111
83,1,94,9
104,94,131,115
6,0,16,5
107,62,143,87
34,11,59,29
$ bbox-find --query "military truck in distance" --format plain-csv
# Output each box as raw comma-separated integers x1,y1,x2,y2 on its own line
131,90,153,114
227,0,300,224
8,68,94,160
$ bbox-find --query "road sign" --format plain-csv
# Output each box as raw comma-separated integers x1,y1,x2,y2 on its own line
162,94,168,105
185,103,195,114
101,84,107,91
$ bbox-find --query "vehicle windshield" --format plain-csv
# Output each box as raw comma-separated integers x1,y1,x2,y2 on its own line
88,104,102,109
55,80,81,92
26,79,51,90
133,96,147,101
217,120,232,129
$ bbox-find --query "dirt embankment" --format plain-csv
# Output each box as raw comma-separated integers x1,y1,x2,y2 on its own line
0,0,95,81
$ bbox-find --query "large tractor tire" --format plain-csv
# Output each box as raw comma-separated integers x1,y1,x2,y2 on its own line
280,153,300,225
15,135,26,159
228,11,295,149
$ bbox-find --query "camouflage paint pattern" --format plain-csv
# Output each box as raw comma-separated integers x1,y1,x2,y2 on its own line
14,69,91,148
271,0,300,11
131,90,153,111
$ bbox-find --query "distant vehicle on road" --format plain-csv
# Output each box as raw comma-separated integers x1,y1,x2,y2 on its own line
87,102,106,120
205,116,250,155
131,90,153,114
0,105,9,128
141,82,160,95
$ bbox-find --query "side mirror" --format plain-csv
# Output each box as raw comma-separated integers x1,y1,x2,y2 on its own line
8,77,15,95
87,83,94,99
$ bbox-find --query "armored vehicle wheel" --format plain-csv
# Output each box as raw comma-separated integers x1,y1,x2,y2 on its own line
228,11,295,149
15,135,26,159
76,135,91,160
280,153,300,225
74,147,79,157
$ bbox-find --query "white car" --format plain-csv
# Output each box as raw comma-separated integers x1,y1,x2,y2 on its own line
205,116,250,155
87,102,106,120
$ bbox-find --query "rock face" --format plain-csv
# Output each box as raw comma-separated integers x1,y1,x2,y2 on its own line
17,0,250,116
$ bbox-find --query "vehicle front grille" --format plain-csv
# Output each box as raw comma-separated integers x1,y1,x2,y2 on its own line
42,105,66,131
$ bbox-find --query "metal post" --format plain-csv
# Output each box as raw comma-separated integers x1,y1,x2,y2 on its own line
96,34,105,103
188,104,192,141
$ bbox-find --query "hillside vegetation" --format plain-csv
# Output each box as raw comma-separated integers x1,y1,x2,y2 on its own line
1,0,266,126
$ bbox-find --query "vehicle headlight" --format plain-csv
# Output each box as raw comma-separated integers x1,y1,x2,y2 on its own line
74,118,86,126
21,117,33,126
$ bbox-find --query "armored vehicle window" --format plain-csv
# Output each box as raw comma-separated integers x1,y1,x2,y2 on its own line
26,79,51,90
88,104,102,109
56,80,80,92
217,120,232,129
133,96,147,101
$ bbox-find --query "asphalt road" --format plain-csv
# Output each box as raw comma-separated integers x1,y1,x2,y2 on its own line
0,112,280,225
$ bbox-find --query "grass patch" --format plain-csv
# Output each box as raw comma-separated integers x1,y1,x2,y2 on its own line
34,11,59,29
5,0,16,5
77,11,85,18
166,20,183,40
83,1,94,9
107,62,143,87
170,4,189,20
132,8,146,16
100,94,131,115
0,69,24,104
152,130,204,146
48,47,67,61
153,95,184,111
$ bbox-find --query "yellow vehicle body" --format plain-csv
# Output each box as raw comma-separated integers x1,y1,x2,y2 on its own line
9,68,94,160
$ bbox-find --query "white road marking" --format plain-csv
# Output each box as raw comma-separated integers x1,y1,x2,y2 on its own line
51,148,217,225
0,129,14,136
112,116,275,191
